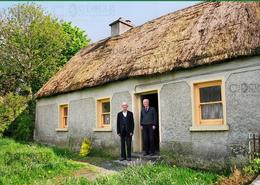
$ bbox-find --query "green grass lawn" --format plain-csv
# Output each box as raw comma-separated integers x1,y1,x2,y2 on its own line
0,138,89,185
94,163,218,185
52,163,218,185
0,138,219,185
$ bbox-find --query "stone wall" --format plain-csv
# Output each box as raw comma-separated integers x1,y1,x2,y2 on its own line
159,68,260,170
160,82,229,170
226,69,260,167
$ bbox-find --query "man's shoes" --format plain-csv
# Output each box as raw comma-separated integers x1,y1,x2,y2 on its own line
119,158,126,161
150,153,155,156
143,152,149,156
127,158,131,161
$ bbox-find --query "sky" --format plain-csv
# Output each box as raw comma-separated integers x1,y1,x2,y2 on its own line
0,1,199,42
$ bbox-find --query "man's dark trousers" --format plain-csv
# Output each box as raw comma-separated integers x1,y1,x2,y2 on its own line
143,125,155,154
120,129,132,159
117,111,134,159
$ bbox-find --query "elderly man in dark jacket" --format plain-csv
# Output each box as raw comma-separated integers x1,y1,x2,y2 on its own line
117,102,134,161
141,99,157,156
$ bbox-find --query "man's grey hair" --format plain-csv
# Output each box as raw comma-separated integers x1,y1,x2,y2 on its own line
143,99,149,103
121,102,128,106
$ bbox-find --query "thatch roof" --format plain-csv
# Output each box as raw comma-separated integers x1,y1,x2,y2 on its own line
36,2,260,98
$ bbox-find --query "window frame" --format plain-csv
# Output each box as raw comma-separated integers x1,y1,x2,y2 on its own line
96,98,111,129
190,78,229,131
194,80,223,125
59,104,69,129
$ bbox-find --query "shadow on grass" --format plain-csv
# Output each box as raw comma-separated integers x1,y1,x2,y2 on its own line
49,145,118,168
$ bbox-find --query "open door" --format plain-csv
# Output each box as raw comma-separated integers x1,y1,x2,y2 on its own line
141,93,160,152
133,91,160,153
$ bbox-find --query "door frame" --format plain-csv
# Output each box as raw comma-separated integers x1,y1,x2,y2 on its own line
132,89,161,152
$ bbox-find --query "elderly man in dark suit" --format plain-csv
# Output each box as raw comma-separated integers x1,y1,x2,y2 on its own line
117,102,134,161
141,99,157,156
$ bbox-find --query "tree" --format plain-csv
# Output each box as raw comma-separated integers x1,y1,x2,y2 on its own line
62,22,90,62
0,3,90,139
0,3,90,95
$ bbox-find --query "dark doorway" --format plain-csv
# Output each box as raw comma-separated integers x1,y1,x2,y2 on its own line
141,93,160,152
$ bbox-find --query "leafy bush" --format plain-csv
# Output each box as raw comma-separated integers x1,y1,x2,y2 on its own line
0,138,83,185
0,93,28,136
11,109,34,141
243,158,260,175
5,99,35,141
79,138,92,157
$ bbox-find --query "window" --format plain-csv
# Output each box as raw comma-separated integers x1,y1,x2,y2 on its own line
59,104,68,128
194,80,224,125
97,98,111,128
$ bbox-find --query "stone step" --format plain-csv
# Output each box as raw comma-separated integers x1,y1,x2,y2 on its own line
132,152,161,160
112,153,161,167
112,158,149,166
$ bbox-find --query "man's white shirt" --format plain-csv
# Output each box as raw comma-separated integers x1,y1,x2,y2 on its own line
123,111,127,117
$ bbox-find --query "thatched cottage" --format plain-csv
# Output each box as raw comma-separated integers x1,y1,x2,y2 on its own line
35,2,260,169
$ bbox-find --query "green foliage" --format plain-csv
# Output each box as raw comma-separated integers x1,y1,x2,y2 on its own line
79,138,92,157
0,3,65,94
0,3,90,140
62,22,90,62
0,138,83,185
51,145,79,159
0,3,90,95
94,163,218,185
243,158,260,175
5,99,35,141
6,105,34,141
0,93,28,136
59,177,90,185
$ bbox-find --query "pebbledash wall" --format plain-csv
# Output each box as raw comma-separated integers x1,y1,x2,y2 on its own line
35,56,260,169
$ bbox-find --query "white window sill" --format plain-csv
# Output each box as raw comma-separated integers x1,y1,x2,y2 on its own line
93,128,112,132
55,128,68,132
190,124,229,132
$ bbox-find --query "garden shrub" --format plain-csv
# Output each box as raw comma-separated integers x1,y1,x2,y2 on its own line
11,109,34,141
243,158,260,175
79,138,92,157
0,93,28,137
4,98,35,141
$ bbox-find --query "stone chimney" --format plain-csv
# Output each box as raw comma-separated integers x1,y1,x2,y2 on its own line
109,17,134,36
